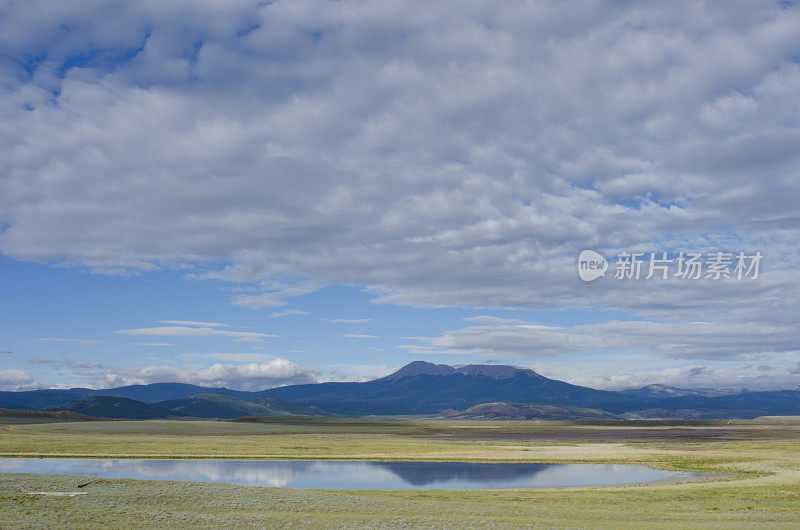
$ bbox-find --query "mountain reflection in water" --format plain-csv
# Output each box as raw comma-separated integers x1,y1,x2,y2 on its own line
0,458,689,489
369,461,557,486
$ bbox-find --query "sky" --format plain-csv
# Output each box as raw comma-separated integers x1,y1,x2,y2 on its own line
1,0,800,392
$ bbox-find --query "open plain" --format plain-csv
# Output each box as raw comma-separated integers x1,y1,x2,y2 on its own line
1,417,799,528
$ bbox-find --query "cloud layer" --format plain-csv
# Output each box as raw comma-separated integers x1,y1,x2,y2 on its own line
409,318,800,360
2,1,800,373
564,362,800,392
27,357,318,391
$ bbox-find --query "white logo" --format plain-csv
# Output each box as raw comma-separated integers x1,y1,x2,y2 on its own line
578,250,608,282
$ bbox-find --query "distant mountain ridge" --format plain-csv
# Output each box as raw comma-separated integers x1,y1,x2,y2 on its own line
1,361,799,420
622,384,750,398
47,393,331,420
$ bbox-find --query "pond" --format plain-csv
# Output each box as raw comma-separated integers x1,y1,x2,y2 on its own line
0,458,694,489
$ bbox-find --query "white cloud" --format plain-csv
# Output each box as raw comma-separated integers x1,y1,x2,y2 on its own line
132,343,208,348
226,280,320,310
160,320,228,328
28,357,108,371
117,325,276,342
324,318,372,324
462,315,529,324
342,333,380,339
27,356,318,391
231,294,286,309
568,363,800,392
0,369,38,391
182,352,282,362
269,309,310,318
122,360,317,391
410,320,800,360
318,363,399,383
33,338,106,344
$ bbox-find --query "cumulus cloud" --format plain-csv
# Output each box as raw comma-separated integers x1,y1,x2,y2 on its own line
119,360,318,391
2,1,800,369
28,356,318,391
0,369,38,391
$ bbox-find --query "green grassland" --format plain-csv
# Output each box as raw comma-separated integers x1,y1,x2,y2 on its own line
1,417,799,528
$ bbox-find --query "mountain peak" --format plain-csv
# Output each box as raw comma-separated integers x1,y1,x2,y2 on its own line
381,361,542,381
455,364,543,380
380,361,457,381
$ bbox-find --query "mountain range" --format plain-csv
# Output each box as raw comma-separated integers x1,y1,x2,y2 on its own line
1,361,798,420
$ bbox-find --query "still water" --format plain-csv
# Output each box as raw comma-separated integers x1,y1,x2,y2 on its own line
0,458,691,489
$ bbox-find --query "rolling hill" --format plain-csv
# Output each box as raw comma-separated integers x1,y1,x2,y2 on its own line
0,407,100,422
50,396,171,419
451,402,621,420
157,393,329,419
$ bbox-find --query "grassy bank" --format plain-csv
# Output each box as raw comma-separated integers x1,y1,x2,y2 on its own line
1,418,799,527
2,473,799,528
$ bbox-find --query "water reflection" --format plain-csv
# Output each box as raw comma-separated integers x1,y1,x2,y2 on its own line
372,461,558,485
0,458,689,489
